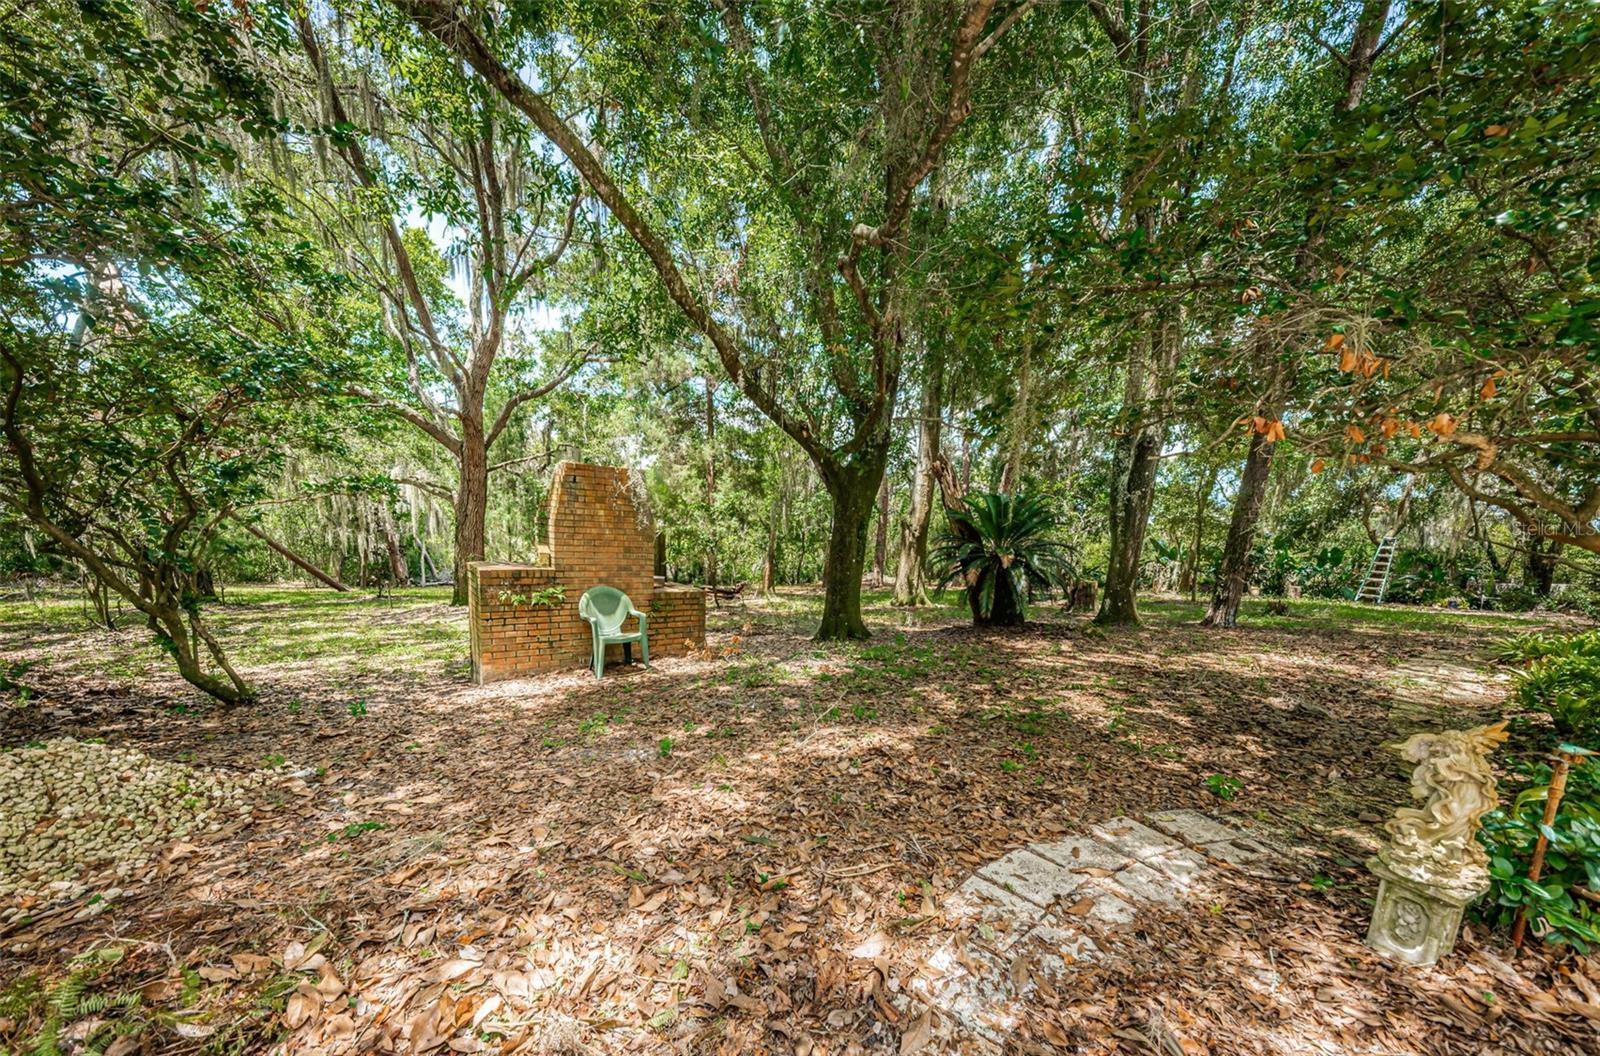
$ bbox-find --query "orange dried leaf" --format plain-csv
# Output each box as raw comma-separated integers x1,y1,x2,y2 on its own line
1324,333,1346,352
1345,424,1366,444
1428,412,1458,437
1339,347,1358,372
1480,378,1497,399
1310,458,1326,474
1485,124,1509,137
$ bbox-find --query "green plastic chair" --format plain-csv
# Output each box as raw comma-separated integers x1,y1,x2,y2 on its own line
578,586,649,679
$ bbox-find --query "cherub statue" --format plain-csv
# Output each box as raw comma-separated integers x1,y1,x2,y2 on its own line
1380,721,1509,886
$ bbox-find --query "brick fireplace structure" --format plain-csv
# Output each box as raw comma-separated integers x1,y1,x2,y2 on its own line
467,463,706,683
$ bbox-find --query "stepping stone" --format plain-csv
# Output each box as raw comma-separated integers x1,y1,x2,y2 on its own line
977,849,1089,909
1090,817,1182,861
1074,888,1139,924
1201,835,1273,867
1095,861,1182,907
910,940,1018,1041
951,875,1046,945
1019,919,1101,970
1146,809,1248,846
1141,846,1209,888
1028,835,1132,873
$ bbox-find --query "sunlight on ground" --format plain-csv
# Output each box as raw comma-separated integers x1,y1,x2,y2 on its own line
1,585,1588,1055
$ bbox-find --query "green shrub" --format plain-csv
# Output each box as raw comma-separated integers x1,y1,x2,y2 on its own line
1479,759,1600,951
1497,631,1600,743
1517,654,1600,743
1495,585,1541,612
1549,583,1600,621
1495,630,1600,664
1386,550,1449,605
933,492,1074,627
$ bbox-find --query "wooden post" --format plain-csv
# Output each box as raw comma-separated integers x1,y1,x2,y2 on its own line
1512,750,1583,948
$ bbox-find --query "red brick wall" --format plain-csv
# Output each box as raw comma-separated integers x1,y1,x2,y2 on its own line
468,463,706,682
650,583,707,658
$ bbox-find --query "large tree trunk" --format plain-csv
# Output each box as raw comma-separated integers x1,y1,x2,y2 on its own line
893,346,943,606
1525,536,1563,597
761,504,780,595
1097,311,1172,627
1203,429,1276,627
975,575,1025,627
816,462,881,640
156,604,251,705
453,418,488,606
1097,425,1162,625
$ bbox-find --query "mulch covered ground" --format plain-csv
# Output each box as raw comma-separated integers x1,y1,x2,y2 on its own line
1,589,1596,1054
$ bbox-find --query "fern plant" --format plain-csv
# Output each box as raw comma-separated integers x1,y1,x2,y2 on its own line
933,492,1073,627
5,946,144,1056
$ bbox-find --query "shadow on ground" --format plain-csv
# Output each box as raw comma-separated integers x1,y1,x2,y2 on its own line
0,587,1592,1054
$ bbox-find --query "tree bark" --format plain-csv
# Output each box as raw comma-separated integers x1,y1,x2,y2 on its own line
1180,464,1217,598
1525,536,1563,597
453,418,488,605
239,521,349,591
1097,425,1162,625
816,462,882,640
1203,430,1275,627
1096,308,1175,627
975,575,1025,627
960,425,973,493
705,376,718,589
761,501,780,595
893,354,942,606
154,603,250,704
873,471,890,585
380,502,410,586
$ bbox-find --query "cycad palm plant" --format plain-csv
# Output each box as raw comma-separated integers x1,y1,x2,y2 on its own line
933,492,1074,627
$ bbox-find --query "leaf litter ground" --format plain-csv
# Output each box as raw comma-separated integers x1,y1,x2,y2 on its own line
0,587,1596,1054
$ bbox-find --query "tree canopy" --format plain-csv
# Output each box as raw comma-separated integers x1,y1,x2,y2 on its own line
4,0,1597,701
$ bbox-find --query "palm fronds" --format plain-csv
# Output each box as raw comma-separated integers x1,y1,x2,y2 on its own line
933,491,1074,625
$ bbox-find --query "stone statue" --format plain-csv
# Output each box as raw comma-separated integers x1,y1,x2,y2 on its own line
1365,720,1507,966
1382,721,1509,885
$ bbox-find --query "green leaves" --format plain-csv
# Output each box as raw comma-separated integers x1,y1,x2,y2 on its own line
0,0,372,702
1479,757,1600,950
933,491,1075,625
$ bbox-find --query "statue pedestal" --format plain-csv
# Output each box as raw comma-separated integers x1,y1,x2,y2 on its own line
1365,855,1486,966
